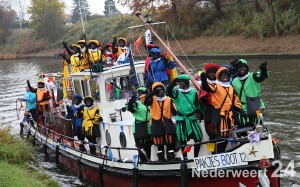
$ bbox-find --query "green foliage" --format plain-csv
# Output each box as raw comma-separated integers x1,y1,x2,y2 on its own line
104,0,117,16
0,126,35,164
243,11,274,38
0,3,16,43
40,9,64,41
0,126,59,187
28,0,64,35
0,161,60,187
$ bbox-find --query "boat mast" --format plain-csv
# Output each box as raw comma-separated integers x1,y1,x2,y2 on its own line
135,12,201,92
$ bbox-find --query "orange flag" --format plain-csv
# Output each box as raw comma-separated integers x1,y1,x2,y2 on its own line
134,37,143,52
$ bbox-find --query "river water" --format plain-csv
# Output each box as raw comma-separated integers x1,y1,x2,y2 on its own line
0,58,299,187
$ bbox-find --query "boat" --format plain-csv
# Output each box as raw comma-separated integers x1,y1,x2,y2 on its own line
19,12,281,187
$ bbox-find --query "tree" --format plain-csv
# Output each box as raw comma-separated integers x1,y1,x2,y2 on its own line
0,2,16,43
104,0,117,16
266,0,278,36
71,0,91,23
28,0,64,35
40,9,64,41
211,0,222,18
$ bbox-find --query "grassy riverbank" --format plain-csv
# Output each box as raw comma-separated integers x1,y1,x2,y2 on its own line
0,13,299,58
0,126,60,187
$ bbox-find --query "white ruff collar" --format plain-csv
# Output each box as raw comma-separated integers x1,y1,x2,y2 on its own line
39,87,46,91
207,79,217,84
238,72,250,80
85,105,95,110
74,103,84,108
90,48,98,52
154,57,161,62
179,87,191,93
156,96,166,101
218,81,231,87
81,47,86,51
73,53,79,57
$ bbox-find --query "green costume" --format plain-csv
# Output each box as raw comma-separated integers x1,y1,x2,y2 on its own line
124,89,152,162
126,100,151,135
167,74,203,143
232,59,268,126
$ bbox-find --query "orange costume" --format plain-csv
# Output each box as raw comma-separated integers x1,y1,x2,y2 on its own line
144,82,177,161
201,67,244,138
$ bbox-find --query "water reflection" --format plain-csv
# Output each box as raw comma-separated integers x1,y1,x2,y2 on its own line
0,58,299,186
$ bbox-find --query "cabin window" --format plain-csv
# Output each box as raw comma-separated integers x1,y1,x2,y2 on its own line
90,79,100,101
105,73,145,100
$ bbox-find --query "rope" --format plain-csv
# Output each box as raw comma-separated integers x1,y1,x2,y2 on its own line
166,24,197,73
16,99,23,120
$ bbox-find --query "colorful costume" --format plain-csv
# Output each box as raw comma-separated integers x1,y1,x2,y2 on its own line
125,87,152,162
21,88,38,123
144,82,177,161
232,59,268,126
168,74,203,158
79,96,102,155
201,67,245,139
199,63,220,140
146,48,176,89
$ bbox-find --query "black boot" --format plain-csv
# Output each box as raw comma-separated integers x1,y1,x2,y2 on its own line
157,145,165,162
145,144,152,162
167,150,175,161
89,145,96,155
138,149,148,162
79,144,86,152
194,144,200,158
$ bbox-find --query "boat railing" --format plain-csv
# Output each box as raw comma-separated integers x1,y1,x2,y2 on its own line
24,115,270,164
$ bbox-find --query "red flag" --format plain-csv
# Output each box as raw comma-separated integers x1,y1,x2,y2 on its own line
107,83,111,94
134,37,143,52
182,145,192,153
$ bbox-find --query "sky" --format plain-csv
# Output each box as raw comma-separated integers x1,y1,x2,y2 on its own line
8,0,129,19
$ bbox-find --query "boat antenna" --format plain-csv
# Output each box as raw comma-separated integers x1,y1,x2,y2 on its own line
78,0,85,34
135,12,201,92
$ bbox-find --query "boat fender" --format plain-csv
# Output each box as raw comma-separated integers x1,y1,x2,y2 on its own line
98,164,104,187
180,162,188,187
132,167,138,187
55,145,59,164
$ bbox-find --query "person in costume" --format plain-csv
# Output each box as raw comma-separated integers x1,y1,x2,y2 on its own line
27,79,51,112
167,74,203,158
201,67,247,152
88,40,102,63
65,44,85,73
145,48,176,89
123,87,152,162
198,63,220,140
78,96,102,155
112,37,128,58
232,59,268,126
66,94,86,152
77,40,90,69
88,40,105,72
144,82,177,161
19,86,38,123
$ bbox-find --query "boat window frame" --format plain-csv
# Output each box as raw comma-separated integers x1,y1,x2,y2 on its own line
104,73,146,101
